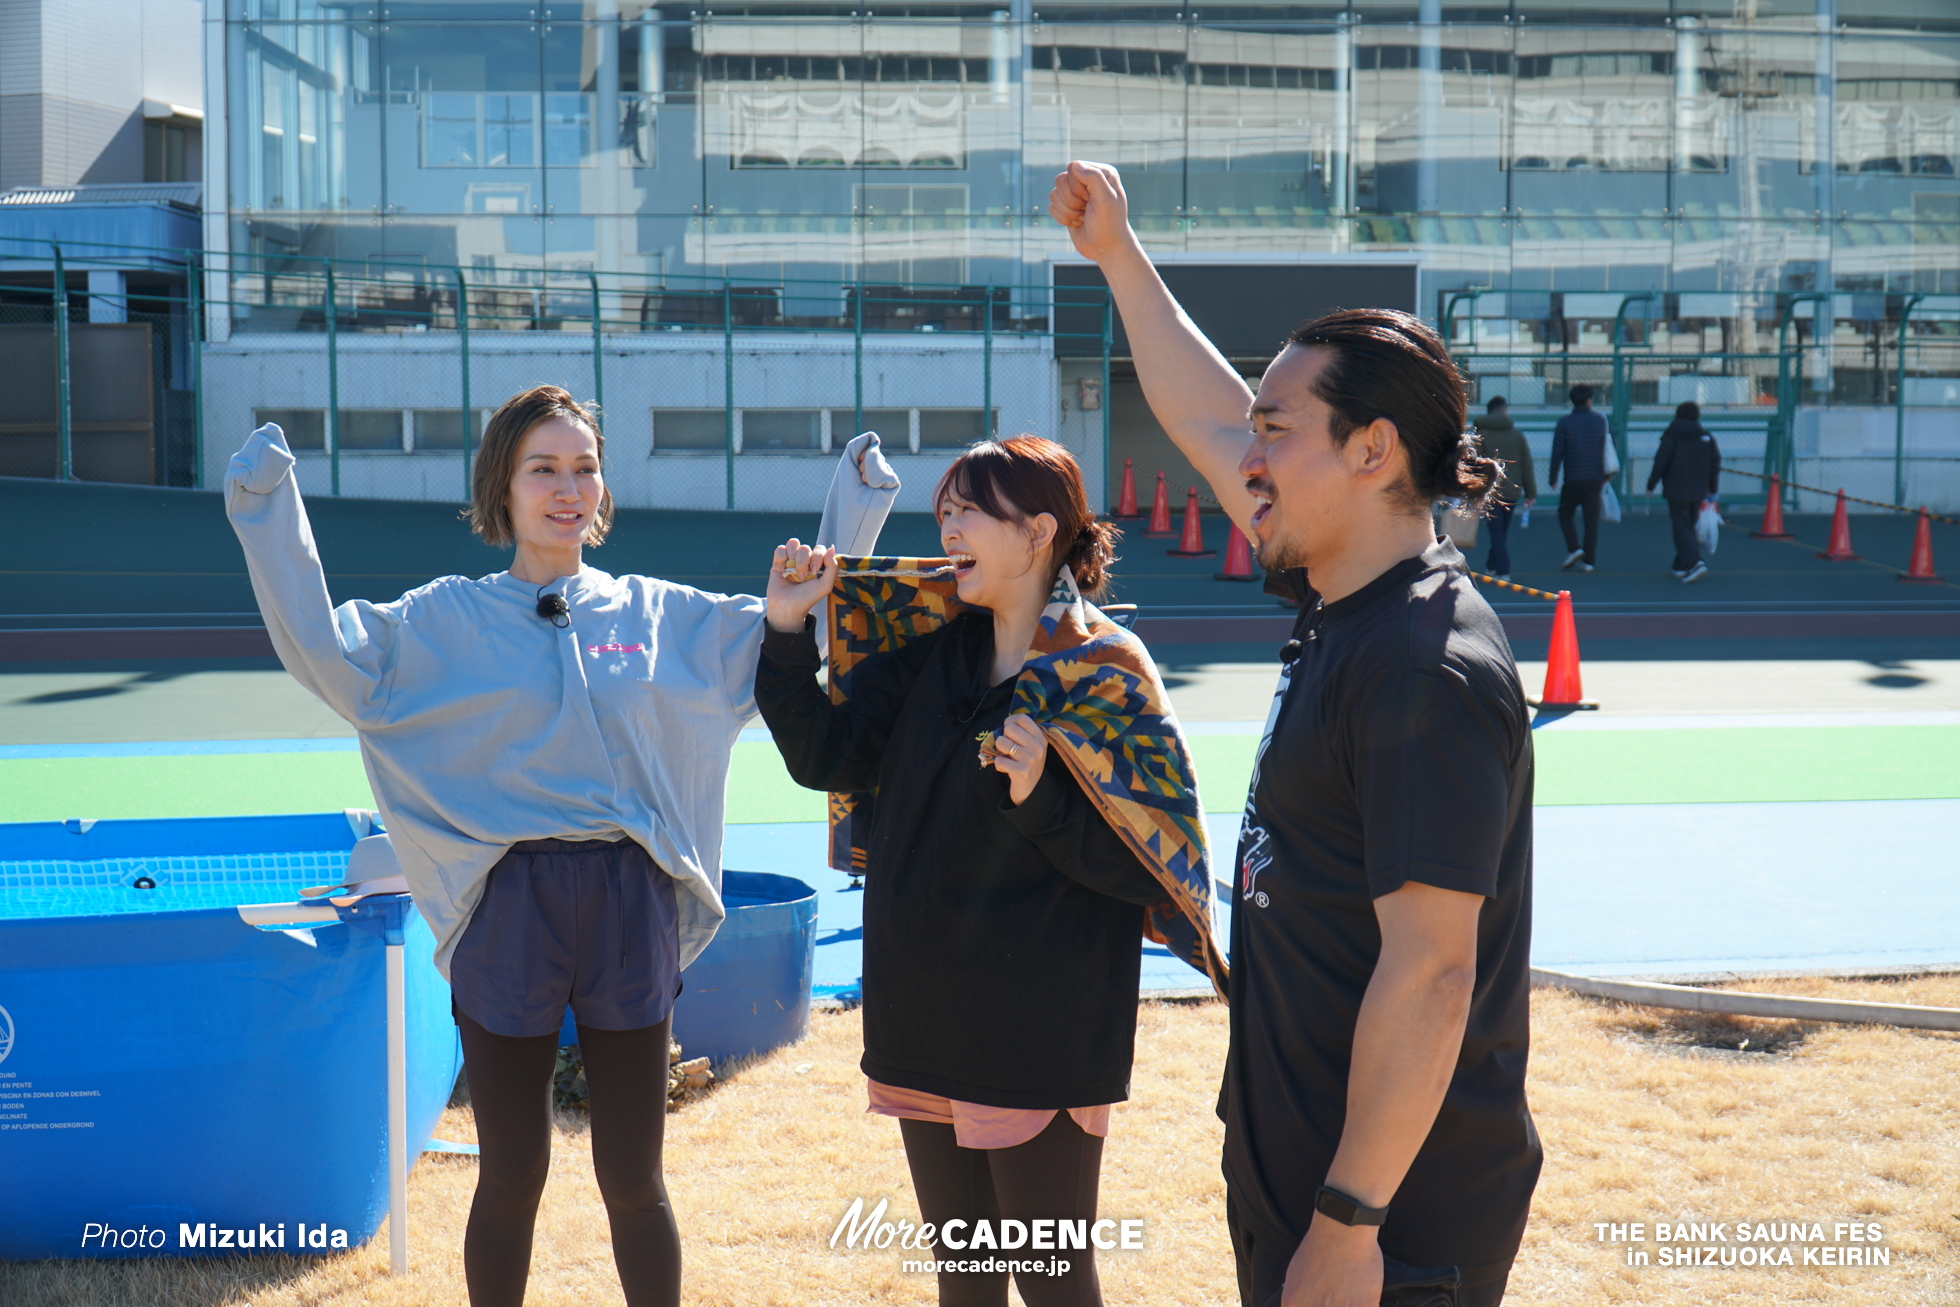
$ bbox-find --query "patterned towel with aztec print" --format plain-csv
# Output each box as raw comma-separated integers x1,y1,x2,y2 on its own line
824,555,1228,997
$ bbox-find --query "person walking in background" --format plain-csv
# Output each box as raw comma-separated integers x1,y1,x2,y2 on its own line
1646,400,1720,584
1472,397,1535,581
1548,384,1609,572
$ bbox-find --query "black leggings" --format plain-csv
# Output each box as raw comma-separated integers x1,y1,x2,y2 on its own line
900,1112,1107,1307
456,1010,680,1307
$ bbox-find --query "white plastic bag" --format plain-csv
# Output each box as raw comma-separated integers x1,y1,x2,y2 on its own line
1696,499,1723,556
1600,482,1623,524
1602,436,1620,478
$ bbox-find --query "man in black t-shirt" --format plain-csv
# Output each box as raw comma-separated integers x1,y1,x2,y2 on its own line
1051,163,1541,1307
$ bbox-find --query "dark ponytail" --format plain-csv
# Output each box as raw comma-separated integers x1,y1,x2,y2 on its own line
1284,307,1500,514
1064,518,1122,598
1450,430,1502,515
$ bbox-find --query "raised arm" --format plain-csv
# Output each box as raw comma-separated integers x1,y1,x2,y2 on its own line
1049,162,1260,535
752,539,931,794
224,423,399,726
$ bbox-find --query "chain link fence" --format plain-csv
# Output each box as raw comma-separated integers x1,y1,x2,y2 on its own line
1455,341,1960,514
201,258,1110,516
11,234,1956,515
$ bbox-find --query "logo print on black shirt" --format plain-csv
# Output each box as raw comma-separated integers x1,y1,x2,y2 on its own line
1235,655,1294,910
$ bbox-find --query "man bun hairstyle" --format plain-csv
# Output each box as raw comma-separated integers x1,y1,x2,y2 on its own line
933,435,1120,597
1284,307,1497,515
468,385,614,549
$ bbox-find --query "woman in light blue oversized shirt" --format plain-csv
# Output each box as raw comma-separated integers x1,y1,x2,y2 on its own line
227,385,895,1307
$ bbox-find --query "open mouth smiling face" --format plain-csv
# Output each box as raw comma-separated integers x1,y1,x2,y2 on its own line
1246,478,1277,537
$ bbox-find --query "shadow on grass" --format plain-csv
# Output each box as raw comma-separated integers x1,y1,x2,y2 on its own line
1598,1002,1816,1060
0,1252,344,1307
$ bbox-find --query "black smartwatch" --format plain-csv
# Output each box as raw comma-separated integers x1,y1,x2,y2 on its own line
1314,1184,1390,1227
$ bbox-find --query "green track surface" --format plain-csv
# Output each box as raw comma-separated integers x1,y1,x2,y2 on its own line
0,742,828,826
2,728,1955,826
1188,726,1960,810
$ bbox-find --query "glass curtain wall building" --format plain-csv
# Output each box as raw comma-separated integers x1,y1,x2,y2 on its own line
202,0,1958,511
219,0,1955,314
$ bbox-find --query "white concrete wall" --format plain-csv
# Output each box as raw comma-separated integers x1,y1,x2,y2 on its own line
200,333,1068,514
0,0,202,187
1788,406,1960,514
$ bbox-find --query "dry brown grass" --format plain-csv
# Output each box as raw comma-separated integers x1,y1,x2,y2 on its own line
5,979,1958,1306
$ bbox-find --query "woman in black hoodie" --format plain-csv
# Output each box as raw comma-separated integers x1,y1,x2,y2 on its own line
755,436,1168,1307
1646,400,1721,582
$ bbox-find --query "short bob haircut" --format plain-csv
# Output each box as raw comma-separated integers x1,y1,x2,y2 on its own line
932,435,1120,597
467,385,615,549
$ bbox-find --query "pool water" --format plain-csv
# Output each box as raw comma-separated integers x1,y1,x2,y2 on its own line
0,850,347,920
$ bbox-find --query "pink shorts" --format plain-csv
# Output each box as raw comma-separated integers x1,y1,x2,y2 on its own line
866,1079,1111,1151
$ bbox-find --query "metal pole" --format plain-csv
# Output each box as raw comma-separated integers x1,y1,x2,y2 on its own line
1894,293,1923,508
1441,287,1486,351
53,242,72,480
326,260,340,497
456,268,472,497
189,258,204,488
1774,292,1829,488
723,278,734,511
590,270,604,429
386,925,408,1276
983,280,993,438
853,276,864,442
1608,294,1653,500
1100,291,1112,512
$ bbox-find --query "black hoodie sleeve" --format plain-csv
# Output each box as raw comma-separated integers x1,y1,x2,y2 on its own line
1000,760,1168,907
1648,425,1677,494
753,615,940,794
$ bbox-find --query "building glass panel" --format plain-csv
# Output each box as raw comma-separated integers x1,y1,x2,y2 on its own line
209,0,1959,393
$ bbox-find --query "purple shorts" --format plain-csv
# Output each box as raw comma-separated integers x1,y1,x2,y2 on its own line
449,837,681,1039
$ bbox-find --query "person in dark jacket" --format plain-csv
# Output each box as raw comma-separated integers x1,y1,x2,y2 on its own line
1647,400,1721,583
1548,383,1610,571
755,437,1168,1307
1472,397,1536,580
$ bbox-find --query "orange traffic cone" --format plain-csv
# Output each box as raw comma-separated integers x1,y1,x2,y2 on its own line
1215,521,1258,580
1167,487,1217,557
1532,590,1597,711
1144,471,1176,537
1115,457,1141,519
1750,474,1794,539
1817,489,1858,560
1900,508,1941,583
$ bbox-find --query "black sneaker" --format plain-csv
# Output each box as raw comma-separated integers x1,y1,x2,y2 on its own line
1562,549,1585,569
1681,562,1708,584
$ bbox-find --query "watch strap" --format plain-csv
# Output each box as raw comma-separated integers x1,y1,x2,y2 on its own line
1314,1184,1390,1227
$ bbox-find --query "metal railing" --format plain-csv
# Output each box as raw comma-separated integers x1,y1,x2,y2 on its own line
0,235,1115,511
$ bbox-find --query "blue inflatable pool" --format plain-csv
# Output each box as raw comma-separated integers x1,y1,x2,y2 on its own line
1,814,818,1261
0,812,462,1261
560,870,819,1063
